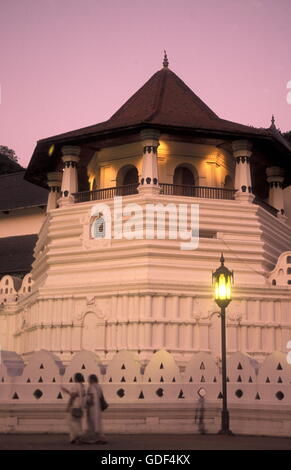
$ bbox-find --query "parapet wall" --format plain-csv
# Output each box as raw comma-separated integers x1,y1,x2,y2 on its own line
1,349,291,436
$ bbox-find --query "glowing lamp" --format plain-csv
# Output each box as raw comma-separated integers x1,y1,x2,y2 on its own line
212,254,234,435
48,144,55,157
212,254,233,308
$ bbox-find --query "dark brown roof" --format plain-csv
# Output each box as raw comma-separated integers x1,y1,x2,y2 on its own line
38,67,271,141
0,171,47,211
0,234,38,277
25,66,291,187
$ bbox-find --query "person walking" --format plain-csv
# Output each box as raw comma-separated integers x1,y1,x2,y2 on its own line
61,372,86,444
82,374,107,444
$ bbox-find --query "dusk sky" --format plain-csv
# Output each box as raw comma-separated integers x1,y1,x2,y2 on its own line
1,0,290,167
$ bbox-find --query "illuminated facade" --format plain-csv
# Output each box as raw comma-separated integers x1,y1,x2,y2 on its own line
1,56,291,367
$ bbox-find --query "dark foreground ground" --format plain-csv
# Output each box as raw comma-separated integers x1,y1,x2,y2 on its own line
1,433,291,450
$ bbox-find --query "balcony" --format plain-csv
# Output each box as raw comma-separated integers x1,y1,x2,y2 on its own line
159,183,236,200
74,183,237,203
253,196,279,217
74,183,139,203
73,184,279,217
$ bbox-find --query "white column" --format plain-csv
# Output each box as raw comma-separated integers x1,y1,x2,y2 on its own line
266,166,286,220
139,129,160,195
58,145,81,206
46,172,62,211
232,140,254,201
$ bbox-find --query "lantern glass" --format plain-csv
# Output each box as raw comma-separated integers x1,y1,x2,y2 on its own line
214,274,232,302
213,255,233,307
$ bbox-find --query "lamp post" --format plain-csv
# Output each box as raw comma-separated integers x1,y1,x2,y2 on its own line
212,254,234,435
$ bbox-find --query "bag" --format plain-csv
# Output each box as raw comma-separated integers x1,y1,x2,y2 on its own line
100,393,109,411
71,407,83,419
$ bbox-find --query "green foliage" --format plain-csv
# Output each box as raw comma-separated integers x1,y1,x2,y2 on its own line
0,145,18,162
0,146,23,174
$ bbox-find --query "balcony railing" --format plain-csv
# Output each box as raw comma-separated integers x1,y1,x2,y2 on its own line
253,196,278,217
74,183,139,203
74,182,237,203
73,184,278,218
160,183,236,200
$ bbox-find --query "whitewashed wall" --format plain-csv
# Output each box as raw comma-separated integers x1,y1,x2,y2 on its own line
0,349,290,405
1,349,291,435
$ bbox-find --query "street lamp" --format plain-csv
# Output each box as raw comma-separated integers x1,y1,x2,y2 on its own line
212,254,234,435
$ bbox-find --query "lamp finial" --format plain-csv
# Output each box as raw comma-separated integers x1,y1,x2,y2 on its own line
270,114,276,129
163,50,169,68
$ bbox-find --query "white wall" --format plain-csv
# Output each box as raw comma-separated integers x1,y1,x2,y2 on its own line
0,208,45,238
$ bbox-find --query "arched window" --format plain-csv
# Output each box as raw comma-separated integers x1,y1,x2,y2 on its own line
124,168,138,186
173,164,198,196
173,165,196,186
116,165,139,195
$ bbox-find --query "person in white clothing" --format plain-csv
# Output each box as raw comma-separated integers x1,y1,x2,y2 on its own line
61,372,86,444
82,374,107,444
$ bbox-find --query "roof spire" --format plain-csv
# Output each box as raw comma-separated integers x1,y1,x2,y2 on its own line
270,114,276,129
163,50,169,68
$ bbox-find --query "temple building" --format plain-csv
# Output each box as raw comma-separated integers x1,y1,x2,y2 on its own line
0,170,47,278
1,54,291,367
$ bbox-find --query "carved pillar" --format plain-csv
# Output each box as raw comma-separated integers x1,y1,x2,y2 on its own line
59,145,80,206
232,140,254,201
46,172,62,211
139,129,160,195
144,294,152,318
152,296,164,349
266,166,286,220
171,295,179,319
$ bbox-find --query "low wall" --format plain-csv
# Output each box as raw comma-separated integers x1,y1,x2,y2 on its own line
1,349,291,436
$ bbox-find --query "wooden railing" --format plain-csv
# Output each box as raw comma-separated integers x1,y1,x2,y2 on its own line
74,183,139,203
159,183,236,200
253,196,278,217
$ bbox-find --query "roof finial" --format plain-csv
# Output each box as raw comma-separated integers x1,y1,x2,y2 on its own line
270,114,276,129
163,50,169,68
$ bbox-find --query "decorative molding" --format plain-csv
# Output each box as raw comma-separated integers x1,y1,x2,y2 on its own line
77,296,111,322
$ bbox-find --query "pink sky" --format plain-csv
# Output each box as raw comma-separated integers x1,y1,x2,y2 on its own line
0,0,290,167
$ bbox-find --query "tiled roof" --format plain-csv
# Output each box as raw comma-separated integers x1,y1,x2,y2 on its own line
0,171,47,211
25,66,291,187
38,67,271,141
0,234,37,276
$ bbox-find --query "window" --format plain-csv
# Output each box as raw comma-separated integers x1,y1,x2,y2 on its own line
91,215,106,239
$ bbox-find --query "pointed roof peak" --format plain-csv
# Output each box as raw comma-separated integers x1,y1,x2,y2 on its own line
270,114,276,130
32,64,277,151
163,50,169,68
